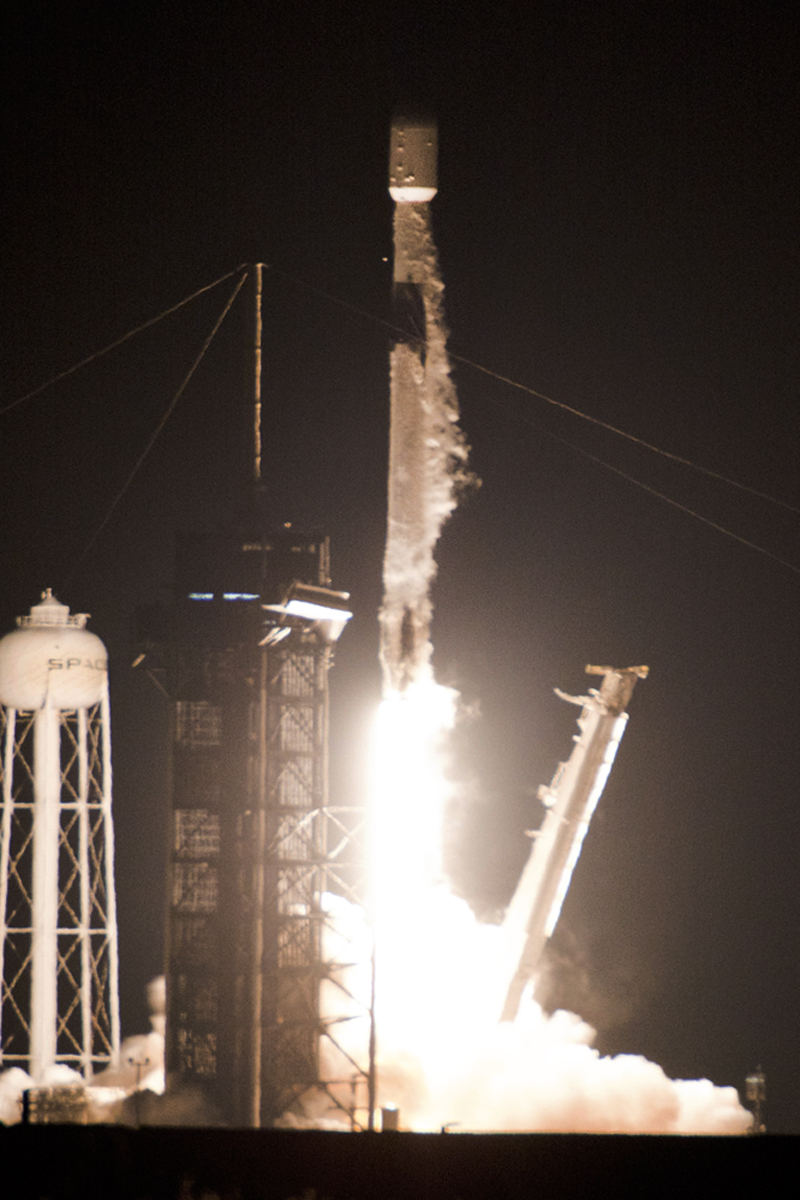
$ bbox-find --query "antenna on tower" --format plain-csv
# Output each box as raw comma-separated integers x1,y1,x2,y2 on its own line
253,262,263,489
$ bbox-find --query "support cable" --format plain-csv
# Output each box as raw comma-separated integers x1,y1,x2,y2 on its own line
259,263,800,574
65,271,249,582
4,255,797,572
450,352,800,517
525,415,800,576
1,265,248,416
261,261,800,517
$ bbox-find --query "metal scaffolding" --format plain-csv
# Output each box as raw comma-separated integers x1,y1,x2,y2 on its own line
256,629,369,1127
0,696,120,1080
158,528,371,1128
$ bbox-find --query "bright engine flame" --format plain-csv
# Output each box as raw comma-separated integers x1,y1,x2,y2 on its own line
370,680,504,1122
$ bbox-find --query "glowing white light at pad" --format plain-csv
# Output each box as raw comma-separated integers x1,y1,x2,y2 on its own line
284,598,353,624
367,689,751,1132
372,683,456,904
369,681,506,1106
263,584,353,644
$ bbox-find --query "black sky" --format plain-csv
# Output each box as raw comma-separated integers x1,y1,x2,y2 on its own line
2,3,799,1130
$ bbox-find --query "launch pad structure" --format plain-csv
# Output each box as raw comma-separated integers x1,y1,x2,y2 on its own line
122,236,371,1128
138,524,369,1129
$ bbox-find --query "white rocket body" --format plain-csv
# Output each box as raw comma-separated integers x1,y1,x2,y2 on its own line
381,115,468,694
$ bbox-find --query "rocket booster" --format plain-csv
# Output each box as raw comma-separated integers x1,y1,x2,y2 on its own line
381,113,465,694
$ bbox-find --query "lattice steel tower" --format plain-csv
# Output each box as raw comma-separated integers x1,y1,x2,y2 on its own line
139,525,369,1128
0,591,120,1082
132,265,372,1127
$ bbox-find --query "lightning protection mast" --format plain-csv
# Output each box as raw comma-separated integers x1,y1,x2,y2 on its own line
0,591,120,1083
140,265,371,1129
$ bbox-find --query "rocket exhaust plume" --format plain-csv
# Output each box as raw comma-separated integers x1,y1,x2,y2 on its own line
380,115,469,695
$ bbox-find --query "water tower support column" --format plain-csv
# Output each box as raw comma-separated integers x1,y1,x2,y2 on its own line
0,592,120,1083
30,701,61,1082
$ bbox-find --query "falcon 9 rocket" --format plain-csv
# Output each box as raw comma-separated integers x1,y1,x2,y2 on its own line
380,115,469,695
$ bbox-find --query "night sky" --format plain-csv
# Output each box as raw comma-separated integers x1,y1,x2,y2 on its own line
3,3,799,1130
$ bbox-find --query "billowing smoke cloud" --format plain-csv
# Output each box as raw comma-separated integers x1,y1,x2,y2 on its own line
93,974,166,1097
94,976,223,1125
0,976,166,1125
369,892,751,1134
314,885,750,1133
0,1067,37,1124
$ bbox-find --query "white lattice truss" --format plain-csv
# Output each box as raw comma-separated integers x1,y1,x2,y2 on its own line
0,699,120,1080
264,646,371,1127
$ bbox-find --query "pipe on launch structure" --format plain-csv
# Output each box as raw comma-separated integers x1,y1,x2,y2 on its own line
0,591,120,1082
499,665,648,1023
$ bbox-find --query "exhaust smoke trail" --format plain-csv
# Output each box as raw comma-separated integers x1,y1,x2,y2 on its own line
379,200,469,695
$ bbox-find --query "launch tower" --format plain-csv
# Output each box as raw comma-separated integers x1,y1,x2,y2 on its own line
140,522,368,1128
136,259,372,1127
0,591,120,1082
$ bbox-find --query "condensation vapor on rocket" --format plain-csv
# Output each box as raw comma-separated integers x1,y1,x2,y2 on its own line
380,115,470,695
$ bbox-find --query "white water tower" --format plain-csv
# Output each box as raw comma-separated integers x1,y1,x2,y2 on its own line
0,590,120,1083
